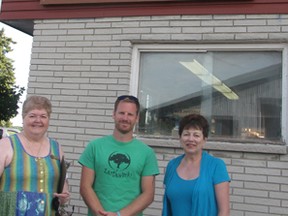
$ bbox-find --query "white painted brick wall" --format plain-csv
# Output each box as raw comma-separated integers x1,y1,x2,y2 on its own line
28,14,288,215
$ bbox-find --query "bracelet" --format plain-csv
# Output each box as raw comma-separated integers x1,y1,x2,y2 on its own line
117,211,121,216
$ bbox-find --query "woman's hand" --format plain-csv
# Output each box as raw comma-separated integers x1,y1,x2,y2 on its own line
55,178,70,205
53,191,70,205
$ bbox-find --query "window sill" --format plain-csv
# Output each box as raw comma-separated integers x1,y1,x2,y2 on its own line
139,137,288,155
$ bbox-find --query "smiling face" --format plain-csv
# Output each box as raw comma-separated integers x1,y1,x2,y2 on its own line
180,127,206,155
23,109,50,137
113,101,139,135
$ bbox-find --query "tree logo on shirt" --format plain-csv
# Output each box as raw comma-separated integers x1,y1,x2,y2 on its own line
108,152,131,171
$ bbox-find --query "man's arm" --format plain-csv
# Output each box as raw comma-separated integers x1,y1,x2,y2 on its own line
80,166,105,216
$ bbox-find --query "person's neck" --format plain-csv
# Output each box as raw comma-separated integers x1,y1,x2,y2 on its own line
113,130,133,142
22,131,45,143
184,151,202,164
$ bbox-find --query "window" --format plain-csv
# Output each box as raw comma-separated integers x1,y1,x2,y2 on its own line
130,44,287,144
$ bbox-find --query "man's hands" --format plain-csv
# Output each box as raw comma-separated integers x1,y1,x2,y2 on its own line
98,210,118,216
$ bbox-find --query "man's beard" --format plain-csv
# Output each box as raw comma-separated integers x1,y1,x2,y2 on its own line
116,121,132,134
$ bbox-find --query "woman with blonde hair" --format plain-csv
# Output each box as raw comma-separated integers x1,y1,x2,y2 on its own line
0,95,70,216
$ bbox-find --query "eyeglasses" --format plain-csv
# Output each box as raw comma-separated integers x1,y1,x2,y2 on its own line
52,197,74,216
27,114,49,121
117,95,139,103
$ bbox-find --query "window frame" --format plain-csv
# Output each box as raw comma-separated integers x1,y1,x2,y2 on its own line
130,43,288,145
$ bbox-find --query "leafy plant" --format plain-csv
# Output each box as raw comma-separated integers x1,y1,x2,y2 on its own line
0,28,25,124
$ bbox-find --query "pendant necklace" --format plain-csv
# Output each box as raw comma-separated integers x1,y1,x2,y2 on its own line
22,133,45,162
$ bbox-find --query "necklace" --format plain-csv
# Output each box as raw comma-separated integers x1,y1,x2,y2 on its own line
22,133,45,162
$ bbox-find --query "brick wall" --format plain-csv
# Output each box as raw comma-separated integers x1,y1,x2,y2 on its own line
29,14,288,215
151,145,288,216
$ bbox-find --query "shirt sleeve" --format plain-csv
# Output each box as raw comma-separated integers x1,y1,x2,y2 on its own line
142,147,160,176
213,158,230,185
78,141,95,170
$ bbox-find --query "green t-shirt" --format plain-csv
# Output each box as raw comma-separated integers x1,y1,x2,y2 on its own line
79,135,159,216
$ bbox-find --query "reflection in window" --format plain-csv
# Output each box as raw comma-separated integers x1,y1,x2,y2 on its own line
136,51,282,143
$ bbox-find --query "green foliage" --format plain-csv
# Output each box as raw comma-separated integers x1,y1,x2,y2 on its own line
0,120,12,127
0,28,25,122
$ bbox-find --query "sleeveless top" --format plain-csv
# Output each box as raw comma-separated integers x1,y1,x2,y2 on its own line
0,134,61,216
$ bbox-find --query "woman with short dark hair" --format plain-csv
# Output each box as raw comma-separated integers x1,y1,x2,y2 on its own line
162,114,230,216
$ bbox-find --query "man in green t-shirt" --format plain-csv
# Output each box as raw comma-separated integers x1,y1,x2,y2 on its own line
79,95,159,216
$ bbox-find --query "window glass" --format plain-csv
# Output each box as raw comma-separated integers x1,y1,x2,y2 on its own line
136,51,282,143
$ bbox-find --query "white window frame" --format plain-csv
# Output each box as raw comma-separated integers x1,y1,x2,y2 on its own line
130,43,288,144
